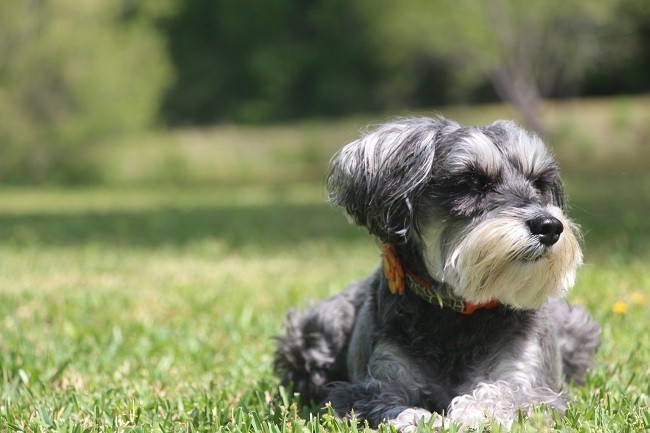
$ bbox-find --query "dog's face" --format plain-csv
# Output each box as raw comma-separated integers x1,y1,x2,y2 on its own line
328,117,582,309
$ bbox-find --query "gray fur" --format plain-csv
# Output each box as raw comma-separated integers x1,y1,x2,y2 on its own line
273,277,369,402
274,117,600,430
547,298,602,386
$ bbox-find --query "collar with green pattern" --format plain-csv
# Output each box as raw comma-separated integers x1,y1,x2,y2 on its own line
380,243,500,315
404,269,500,314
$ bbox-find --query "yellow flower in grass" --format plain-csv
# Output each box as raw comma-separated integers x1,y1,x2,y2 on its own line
630,291,646,306
612,301,629,314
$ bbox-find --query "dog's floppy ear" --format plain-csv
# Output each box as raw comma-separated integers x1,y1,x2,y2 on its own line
327,117,459,244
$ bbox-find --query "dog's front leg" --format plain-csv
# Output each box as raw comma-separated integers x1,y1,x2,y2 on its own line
324,379,445,432
444,322,567,430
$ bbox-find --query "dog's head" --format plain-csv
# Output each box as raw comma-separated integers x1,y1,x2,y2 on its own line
327,117,582,309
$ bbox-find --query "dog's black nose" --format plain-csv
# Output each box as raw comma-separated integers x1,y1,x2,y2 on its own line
527,216,563,246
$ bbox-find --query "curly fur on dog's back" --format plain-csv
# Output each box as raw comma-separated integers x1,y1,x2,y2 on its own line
273,276,371,402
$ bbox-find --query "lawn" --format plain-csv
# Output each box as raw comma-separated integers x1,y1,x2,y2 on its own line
1,97,649,432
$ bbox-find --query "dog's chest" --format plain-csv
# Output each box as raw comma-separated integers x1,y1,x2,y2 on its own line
384,303,535,385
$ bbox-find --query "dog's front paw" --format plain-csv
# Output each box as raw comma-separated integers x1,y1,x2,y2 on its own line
447,382,519,430
388,408,443,432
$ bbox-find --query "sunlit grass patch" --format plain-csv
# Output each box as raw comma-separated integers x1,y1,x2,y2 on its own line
0,178,647,432
1,92,650,433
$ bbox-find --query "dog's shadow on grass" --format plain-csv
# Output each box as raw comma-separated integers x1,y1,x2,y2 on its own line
562,172,650,261
0,177,647,260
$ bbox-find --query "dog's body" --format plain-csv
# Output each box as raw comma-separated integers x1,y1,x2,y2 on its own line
274,118,600,431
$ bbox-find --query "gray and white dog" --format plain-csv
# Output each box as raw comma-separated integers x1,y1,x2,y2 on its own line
274,117,600,431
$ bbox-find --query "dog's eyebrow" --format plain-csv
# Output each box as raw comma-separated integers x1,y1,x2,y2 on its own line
448,130,502,176
507,129,555,177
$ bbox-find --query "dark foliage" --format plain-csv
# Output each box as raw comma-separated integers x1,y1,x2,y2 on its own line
161,0,385,124
160,0,464,124
160,0,650,125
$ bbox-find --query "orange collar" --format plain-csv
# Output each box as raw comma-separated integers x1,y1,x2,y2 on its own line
380,243,500,315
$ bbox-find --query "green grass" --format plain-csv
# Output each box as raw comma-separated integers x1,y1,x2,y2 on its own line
94,95,650,185
1,97,650,431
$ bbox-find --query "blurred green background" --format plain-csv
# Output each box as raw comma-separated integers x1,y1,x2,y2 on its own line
0,0,649,184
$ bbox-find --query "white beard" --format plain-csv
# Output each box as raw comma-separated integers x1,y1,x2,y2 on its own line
423,207,582,309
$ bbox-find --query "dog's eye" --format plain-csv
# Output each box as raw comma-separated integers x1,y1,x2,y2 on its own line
532,177,547,192
462,174,491,194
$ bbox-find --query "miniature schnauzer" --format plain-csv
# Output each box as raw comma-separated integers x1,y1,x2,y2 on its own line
274,117,600,431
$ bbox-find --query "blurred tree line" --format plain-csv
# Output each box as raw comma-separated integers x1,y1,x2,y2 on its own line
0,0,174,183
163,0,650,127
0,0,648,183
